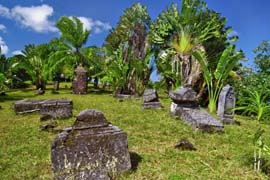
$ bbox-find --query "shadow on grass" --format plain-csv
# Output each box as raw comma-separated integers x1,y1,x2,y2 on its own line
88,89,113,95
129,152,142,172
0,93,35,102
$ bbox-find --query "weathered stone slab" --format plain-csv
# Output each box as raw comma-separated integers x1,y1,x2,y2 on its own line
40,99,72,120
176,107,224,133
142,89,162,109
13,99,44,114
115,94,131,101
170,87,224,133
169,87,198,108
217,84,235,124
143,89,158,102
13,99,73,120
51,109,131,180
72,66,88,94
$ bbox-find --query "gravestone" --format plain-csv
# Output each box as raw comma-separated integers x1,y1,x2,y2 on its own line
13,99,73,120
169,87,224,133
51,109,131,180
142,89,162,109
53,81,60,92
217,84,235,124
13,99,44,114
72,66,88,94
169,87,199,115
40,99,72,120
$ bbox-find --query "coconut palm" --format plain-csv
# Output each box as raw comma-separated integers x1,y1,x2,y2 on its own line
53,16,90,69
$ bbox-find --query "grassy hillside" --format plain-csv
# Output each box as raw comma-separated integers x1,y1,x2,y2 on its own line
0,84,269,179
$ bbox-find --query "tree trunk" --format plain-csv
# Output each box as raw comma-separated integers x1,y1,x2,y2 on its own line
94,77,99,89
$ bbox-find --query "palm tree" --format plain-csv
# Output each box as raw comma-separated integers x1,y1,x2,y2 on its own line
13,44,51,90
54,16,90,68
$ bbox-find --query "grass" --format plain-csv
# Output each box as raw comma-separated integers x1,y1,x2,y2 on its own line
0,83,269,179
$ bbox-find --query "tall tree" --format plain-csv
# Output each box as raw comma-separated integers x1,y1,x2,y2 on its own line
54,16,90,68
104,3,152,94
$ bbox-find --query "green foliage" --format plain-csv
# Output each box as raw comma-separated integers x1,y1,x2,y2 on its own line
234,88,270,121
12,44,52,90
104,3,152,94
53,16,91,70
253,40,270,73
105,3,150,53
149,0,236,89
193,45,243,113
253,128,270,172
101,48,130,91
56,16,90,51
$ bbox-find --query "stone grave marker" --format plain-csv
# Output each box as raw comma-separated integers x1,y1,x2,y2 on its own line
13,99,73,120
40,99,72,120
169,87,224,133
217,84,235,124
142,89,162,109
72,65,88,94
51,109,131,180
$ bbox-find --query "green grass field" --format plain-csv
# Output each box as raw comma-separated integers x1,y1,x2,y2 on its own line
0,84,269,179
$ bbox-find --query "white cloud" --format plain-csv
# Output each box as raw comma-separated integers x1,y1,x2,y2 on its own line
0,4,57,33
0,36,8,54
12,50,23,55
77,16,111,34
0,4,10,18
11,5,57,33
0,24,6,32
0,4,111,34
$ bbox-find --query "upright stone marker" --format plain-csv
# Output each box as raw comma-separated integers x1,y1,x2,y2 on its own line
51,109,131,180
142,89,162,109
72,66,88,94
217,84,236,124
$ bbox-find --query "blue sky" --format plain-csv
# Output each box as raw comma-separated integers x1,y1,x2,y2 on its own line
0,0,269,69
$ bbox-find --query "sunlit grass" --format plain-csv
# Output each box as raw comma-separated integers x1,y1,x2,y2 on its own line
0,83,269,179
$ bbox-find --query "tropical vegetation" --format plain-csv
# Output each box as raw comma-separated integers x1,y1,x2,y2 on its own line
1,0,270,179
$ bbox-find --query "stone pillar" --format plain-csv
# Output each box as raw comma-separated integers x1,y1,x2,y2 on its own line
51,109,131,179
72,66,88,94
217,84,236,124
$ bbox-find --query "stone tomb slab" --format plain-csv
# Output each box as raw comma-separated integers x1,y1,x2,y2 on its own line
142,89,162,109
51,109,131,180
13,99,73,120
40,99,72,120
176,107,224,133
13,99,44,114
